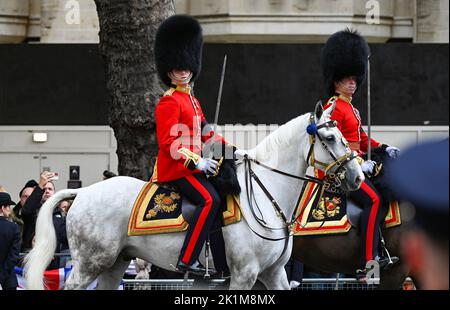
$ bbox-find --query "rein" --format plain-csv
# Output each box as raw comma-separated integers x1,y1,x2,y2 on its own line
243,157,321,239
247,157,323,183
242,156,310,264
243,113,356,240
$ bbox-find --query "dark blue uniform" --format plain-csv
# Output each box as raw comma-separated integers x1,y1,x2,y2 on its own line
0,216,21,290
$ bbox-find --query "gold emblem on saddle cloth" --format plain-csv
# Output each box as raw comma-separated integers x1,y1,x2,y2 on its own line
146,192,181,219
312,196,342,220
128,181,242,236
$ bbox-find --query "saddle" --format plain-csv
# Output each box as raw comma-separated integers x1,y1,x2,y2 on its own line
127,182,241,236
128,150,242,236
293,180,401,236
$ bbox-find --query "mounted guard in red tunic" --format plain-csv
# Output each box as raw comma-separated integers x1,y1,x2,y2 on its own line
320,29,401,281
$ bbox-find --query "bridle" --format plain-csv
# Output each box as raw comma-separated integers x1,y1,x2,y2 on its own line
306,113,357,186
243,113,357,241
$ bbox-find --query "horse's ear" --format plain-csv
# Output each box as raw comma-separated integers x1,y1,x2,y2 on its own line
314,101,324,122
322,99,336,119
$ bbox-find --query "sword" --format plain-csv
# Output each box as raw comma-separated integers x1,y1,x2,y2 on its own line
367,55,372,161
212,54,228,143
207,55,227,166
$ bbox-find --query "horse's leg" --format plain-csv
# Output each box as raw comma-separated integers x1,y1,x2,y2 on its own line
223,228,259,290
258,264,290,290
378,262,409,290
96,254,131,290
228,263,259,290
65,260,100,290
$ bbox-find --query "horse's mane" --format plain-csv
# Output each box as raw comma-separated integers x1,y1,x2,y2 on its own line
251,113,310,161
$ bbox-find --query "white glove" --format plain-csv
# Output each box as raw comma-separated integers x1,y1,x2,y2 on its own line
361,160,376,175
386,146,400,158
234,149,248,160
196,158,219,175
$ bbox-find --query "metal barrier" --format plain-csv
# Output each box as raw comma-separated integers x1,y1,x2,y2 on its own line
295,278,378,290
123,279,194,290
16,253,385,290
122,278,377,290
122,279,229,290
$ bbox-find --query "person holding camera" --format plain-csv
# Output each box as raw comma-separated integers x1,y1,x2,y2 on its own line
21,171,68,269
21,171,56,251
22,171,68,258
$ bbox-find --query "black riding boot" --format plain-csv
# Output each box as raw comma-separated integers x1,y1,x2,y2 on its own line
209,223,230,278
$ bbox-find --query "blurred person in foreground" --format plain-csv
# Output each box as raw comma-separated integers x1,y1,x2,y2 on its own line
387,139,449,290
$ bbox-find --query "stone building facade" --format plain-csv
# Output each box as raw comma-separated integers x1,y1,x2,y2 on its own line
0,0,448,43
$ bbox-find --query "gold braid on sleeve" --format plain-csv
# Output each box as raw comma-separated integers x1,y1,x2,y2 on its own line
178,147,201,170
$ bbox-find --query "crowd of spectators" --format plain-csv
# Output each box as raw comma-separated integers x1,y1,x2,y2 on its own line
2,172,70,270
0,171,114,289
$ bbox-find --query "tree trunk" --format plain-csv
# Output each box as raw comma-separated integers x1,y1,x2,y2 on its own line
94,0,175,179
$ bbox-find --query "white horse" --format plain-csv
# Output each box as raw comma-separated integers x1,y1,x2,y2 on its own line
25,102,364,290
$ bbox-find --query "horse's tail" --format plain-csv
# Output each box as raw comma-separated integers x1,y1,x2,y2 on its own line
24,188,79,290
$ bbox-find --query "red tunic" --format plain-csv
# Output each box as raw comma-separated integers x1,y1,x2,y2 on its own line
152,85,227,182
324,95,381,155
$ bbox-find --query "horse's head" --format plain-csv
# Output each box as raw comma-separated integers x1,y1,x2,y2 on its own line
307,101,364,191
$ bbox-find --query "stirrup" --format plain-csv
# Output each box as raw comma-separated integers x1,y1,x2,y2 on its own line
378,228,399,270
377,256,400,270
176,260,216,276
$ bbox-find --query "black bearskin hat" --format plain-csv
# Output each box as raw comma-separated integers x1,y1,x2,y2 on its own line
155,14,203,87
321,29,370,97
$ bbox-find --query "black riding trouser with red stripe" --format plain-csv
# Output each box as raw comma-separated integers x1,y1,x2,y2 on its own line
348,178,386,269
173,173,221,266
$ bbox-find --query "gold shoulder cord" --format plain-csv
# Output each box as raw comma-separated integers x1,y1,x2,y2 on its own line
164,88,176,96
